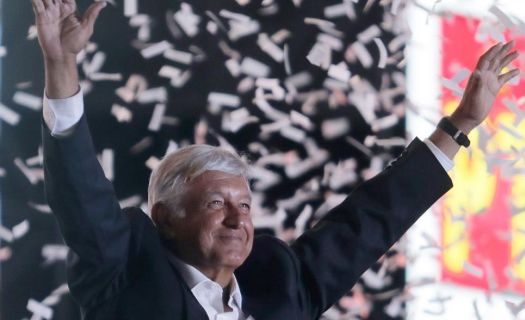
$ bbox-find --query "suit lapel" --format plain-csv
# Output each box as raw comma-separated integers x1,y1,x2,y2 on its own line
166,255,209,320
241,301,253,320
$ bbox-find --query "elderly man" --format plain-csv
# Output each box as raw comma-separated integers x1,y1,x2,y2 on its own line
34,0,518,319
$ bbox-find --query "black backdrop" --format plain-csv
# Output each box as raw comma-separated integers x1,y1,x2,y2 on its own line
0,0,408,318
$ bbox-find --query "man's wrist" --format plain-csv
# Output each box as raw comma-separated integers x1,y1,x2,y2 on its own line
44,56,79,99
449,112,477,135
43,52,77,66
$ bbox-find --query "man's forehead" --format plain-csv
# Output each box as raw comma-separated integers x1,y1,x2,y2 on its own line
190,170,251,193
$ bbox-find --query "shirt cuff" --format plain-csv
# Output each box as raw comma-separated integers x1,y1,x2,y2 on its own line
43,88,84,137
423,138,454,172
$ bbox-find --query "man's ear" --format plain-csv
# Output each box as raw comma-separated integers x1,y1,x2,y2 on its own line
151,202,177,239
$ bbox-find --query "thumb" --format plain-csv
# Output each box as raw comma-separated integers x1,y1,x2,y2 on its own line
82,1,107,31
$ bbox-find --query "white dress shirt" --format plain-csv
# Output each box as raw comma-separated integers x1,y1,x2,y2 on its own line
166,250,247,320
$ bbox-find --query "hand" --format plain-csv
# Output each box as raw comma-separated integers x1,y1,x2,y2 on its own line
32,0,106,63
451,41,520,134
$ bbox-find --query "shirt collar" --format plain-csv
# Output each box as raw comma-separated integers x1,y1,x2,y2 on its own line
165,248,243,309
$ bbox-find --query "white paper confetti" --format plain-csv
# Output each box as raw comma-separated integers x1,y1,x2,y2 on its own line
358,25,382,44
89,73,123,81
28,202,52,214
0,103,21,126
12,220,30,239
116,74,148,103
255,78,286,100
148,104,166,132
240,57,271,78
14,158,43,184
327,62,351,83
111,104,133,123
318,33,344,52
222,108,258,133
0,247,12,262
27,25,38,40
254,97,288,121
307,42,332,70
13,91,42,111
290,110,314,131
227,17,260,41
42,245,69,264
373,37,388,69
371,114,399,131
174,3,201,37
280,125,306,143
83,51,106,75
0,225,14,243
249,166,281,190
145,156,161,171
463,261,484,278
95,149,113,181
489,5,516,30
141,40,173,59
321,118,350,140
136,87,168,104
27,299,53,320
351,42,373,68
164,48,193,65
208,92,241,114
324,1,355,20
257,33,284,62
124,0,138,17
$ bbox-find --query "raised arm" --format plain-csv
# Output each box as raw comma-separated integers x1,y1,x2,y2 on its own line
34,0,132,308
290,42,520,317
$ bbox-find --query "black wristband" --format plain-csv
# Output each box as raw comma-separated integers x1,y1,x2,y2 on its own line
437,117,470,148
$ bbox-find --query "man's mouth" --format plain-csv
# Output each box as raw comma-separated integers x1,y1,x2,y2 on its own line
217,233,244,243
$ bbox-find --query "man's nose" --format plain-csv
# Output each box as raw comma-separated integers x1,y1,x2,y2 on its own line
223,204,245,228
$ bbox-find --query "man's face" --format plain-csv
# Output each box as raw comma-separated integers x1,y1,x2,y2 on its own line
171,170,254,272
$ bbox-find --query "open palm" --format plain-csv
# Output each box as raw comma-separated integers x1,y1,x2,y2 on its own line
32,0,106,61
454,41,520,130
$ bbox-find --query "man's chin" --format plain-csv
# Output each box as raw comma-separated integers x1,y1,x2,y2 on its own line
216,251,249,269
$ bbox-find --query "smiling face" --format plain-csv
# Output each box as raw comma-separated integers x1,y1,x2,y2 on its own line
169,170,254,274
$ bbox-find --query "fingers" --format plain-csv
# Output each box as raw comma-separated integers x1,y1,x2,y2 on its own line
81,1,107,31
478,42,503,69
61,0,77,9
478,41,515,70
498,50,519,72
490,41,514,70
498,68,520,85
43,0,55,9
500,40,515,53
31,0,45,14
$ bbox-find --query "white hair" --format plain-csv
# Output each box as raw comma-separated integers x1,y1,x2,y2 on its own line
147,144,249,217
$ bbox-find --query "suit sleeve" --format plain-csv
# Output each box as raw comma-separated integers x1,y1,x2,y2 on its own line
43,115,130,308
290,138,453,318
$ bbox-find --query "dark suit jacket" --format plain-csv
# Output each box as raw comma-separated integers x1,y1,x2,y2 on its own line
43,116,452,319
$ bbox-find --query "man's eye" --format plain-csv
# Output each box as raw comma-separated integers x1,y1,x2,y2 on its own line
209,200,224,208
240,203,251,211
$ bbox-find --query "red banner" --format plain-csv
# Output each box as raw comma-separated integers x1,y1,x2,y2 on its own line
441,15,525,294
